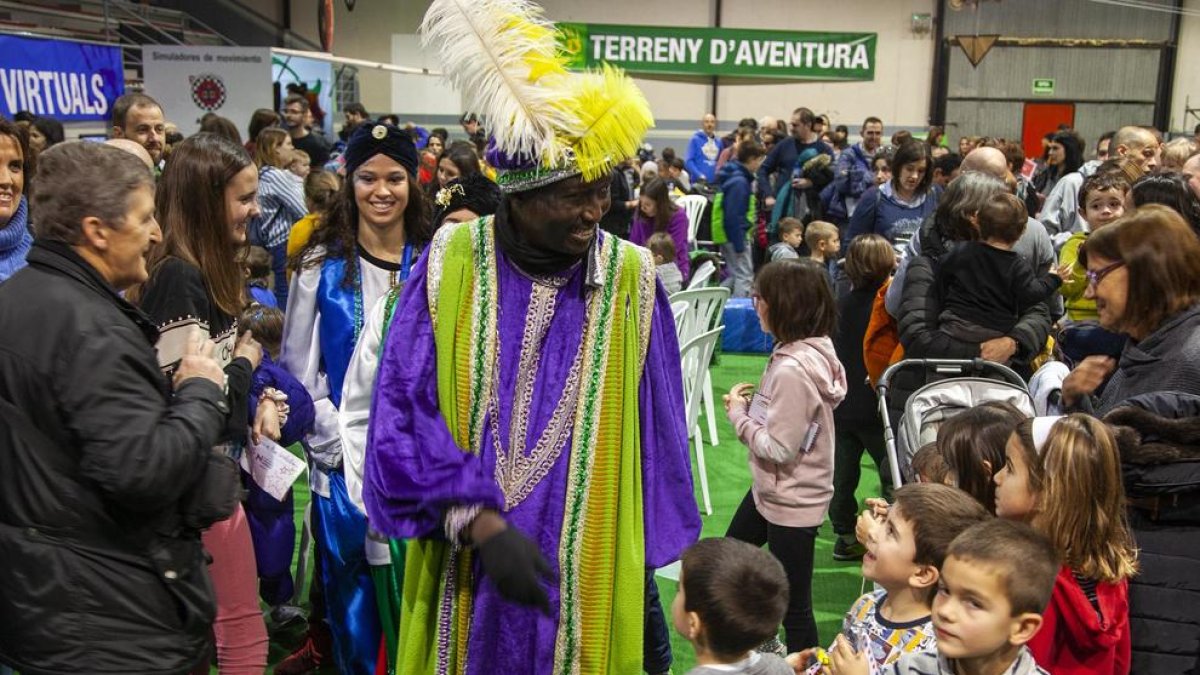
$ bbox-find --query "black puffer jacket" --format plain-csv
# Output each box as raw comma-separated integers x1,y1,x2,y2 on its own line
886,219,1052,420
0,241,231,674
897,218,1052,368
1105,392,1200,675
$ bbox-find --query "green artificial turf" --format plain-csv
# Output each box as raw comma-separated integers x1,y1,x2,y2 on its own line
263,353,882,673
656,352,881,672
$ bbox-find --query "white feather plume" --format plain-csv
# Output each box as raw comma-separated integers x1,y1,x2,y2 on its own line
420,0,575,163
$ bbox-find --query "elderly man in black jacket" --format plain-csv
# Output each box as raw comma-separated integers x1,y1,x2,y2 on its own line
0,141,237,674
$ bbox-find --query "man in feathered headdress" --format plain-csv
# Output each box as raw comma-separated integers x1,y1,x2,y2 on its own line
361,1,701,673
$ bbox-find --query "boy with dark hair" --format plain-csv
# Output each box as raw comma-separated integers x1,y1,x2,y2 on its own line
872,519,1058,675
673,538,793,674
935,193,1067,342
1058,170,1130,321
668,157,693,193
242,245,277,309
768,217,804,261
931,153,962,189
799,484,990,673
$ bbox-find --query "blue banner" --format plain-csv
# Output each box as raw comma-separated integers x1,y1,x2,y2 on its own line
0,35,124,122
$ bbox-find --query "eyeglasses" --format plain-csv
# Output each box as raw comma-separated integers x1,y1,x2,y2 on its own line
1085,261,1125,289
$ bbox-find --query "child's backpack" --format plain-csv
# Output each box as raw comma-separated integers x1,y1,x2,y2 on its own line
710,190,756,246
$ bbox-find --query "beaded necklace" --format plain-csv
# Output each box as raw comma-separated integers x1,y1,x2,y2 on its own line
353,241,414,342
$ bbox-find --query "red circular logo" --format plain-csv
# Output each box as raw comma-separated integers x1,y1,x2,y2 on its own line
189,74,227,111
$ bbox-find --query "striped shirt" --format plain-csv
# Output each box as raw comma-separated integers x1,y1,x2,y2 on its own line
1072,571,1101,617
806,591,936,675
250,166,307,249
888,647,1049,675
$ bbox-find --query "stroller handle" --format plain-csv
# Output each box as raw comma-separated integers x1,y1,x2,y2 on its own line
875,358,1027,490
876,358,1027,396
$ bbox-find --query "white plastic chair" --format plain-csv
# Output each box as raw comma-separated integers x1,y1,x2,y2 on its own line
680,326,723,516
671,300,690,337
670,287,729,345
676,194,708,251
686,260,716,290
669,287,730,446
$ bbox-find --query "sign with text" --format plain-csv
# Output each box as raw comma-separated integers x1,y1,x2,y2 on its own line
141,46,272,135
557,23,876,81
0,35,124,121
1033,78,1055,95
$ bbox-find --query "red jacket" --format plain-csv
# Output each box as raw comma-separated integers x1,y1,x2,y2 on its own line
1028,565,1130,674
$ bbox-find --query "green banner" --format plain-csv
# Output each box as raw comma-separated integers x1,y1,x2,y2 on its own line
557,23,876,81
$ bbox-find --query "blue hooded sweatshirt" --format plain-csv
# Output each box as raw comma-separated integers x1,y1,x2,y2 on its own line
686,129,720,184
844,181,938,249
718,159,755,254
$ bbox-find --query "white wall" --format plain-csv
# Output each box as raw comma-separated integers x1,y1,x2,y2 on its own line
1170,0,1200,135
292,0,423,115
286,0,936,134
715,0,936,132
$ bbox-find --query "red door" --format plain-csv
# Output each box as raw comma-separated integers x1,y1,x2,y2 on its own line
1022,102,1075,165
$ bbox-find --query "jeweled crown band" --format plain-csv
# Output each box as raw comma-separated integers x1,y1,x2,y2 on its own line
497,164,583,193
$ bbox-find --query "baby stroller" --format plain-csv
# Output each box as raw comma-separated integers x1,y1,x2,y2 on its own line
876,359,1036,487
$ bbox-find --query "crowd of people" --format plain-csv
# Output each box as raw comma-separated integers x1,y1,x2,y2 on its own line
1,2,1200,673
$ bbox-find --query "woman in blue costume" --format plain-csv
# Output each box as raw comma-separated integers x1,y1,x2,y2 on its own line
340,171,504,672
280,122,432,674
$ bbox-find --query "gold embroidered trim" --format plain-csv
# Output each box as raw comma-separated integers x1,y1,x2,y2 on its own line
631,244,657,374
425,219,463,325
489,272,588,510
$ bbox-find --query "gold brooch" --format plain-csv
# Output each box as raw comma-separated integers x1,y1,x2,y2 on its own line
435,183,465,207
372,125,387,140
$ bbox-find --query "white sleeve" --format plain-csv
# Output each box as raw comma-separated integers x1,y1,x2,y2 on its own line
280,258,341,463
885,230,920,318
1040,173,1079,235
340,295,389,516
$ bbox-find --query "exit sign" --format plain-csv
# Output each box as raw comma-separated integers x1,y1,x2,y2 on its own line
1033,78,1055,95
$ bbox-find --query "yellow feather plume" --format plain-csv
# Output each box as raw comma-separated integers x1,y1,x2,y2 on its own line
559,65,655,181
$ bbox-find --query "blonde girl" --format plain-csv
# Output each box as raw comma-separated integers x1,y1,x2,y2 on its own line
994,414,1136,675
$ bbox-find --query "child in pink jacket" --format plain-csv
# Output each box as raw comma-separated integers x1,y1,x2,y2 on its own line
724,259,848,653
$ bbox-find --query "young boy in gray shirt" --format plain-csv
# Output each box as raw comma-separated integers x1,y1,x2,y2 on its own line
674,538,793,675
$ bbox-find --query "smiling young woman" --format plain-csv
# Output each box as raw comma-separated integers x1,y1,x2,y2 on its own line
132,132,278,674
279,122,432,674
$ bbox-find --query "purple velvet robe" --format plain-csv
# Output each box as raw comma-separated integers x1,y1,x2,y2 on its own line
363,237,700,673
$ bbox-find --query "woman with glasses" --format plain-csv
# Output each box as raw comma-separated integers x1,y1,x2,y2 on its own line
1061,204,1200,414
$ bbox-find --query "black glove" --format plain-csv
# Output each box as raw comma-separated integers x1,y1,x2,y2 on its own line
477,527,554,615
